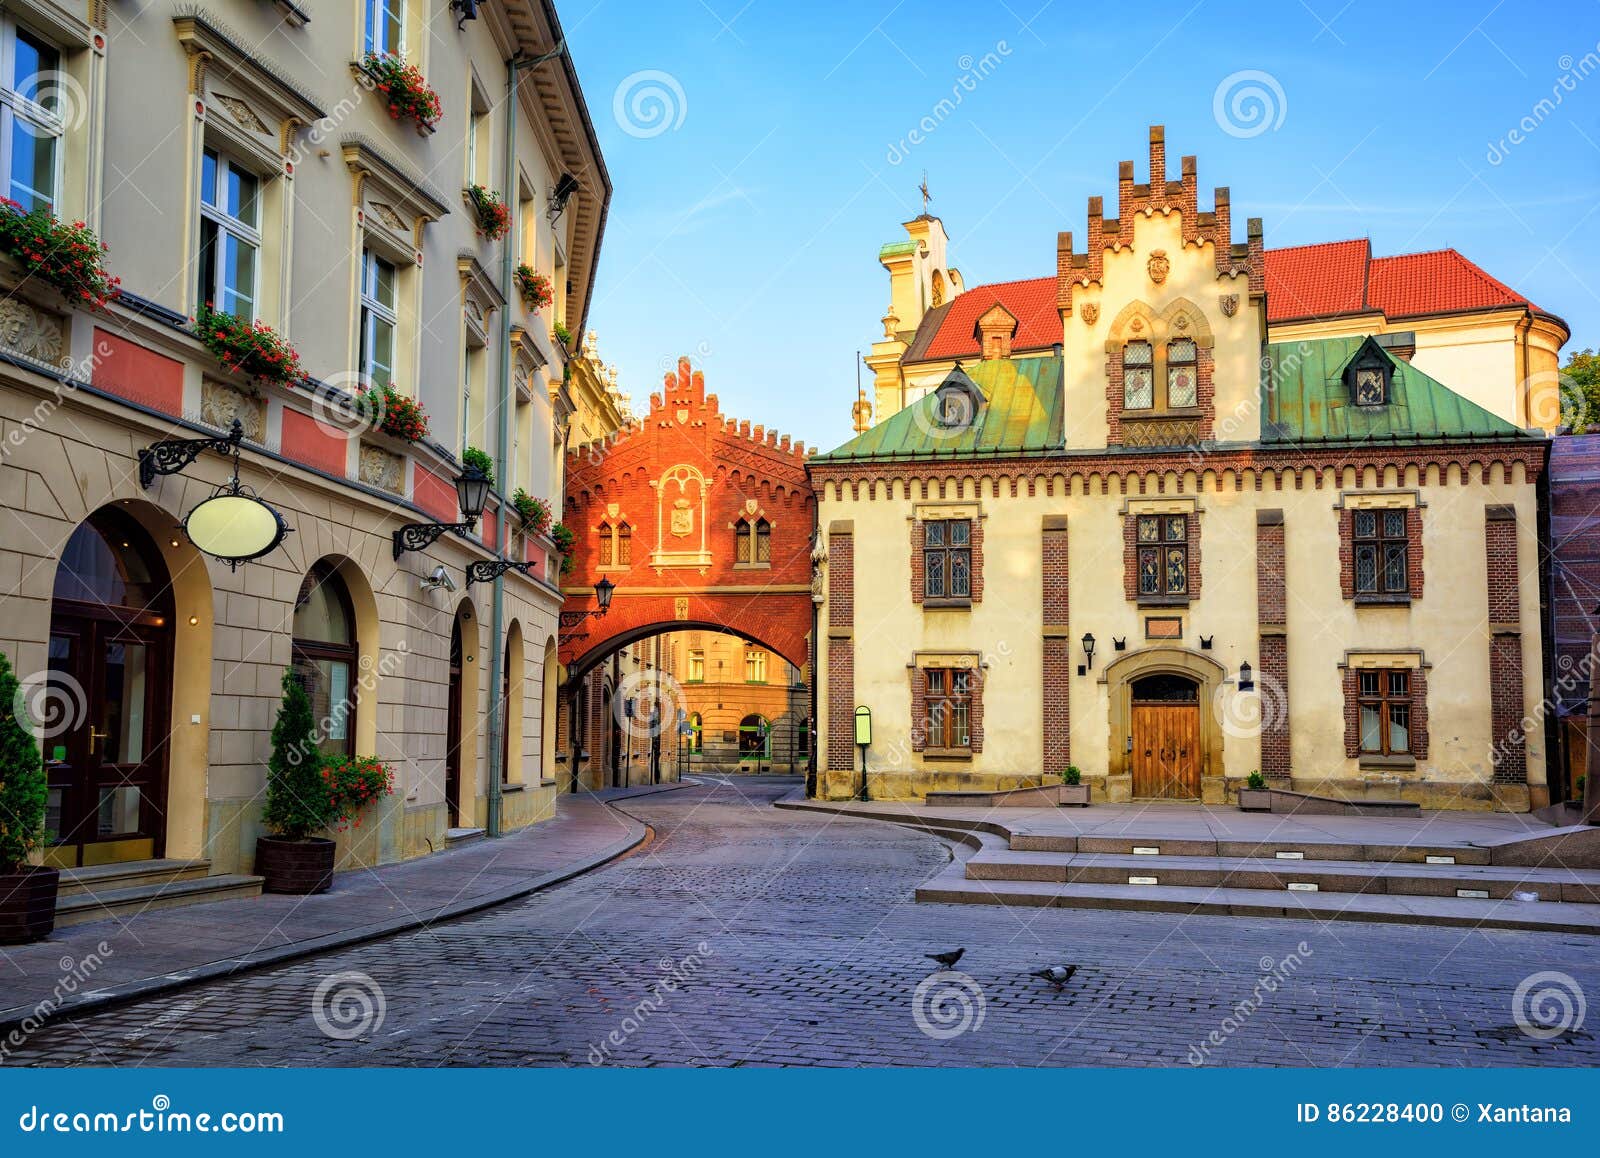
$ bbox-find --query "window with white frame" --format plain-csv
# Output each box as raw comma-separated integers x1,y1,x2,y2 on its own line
358,248,397,389
460,342,477,454
198,148,261,320
0,21,63,213
363,0,403,57
744,648,766,684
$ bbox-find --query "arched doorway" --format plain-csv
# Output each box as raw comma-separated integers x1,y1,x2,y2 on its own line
291,561,358,759
739,713,769,762
1129,673,1200,800
446,615,463,826
46,507,174,866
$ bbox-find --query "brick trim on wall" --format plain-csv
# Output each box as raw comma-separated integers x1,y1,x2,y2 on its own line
1342,665,1429,760
1042,516,1070,775
826,526,854,772
910,515,983,605
1123,512,1201,603
1256,510,1289,782
1339,506,1424,601
1485,505,1525,783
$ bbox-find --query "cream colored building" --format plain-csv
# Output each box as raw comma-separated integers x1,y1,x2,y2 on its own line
0,0,608,884
816,129,1548,812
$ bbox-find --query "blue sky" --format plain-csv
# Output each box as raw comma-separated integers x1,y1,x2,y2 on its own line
564,0,1599,452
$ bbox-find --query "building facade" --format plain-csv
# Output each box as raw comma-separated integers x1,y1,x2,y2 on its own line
815,129,1548,812
666,628,808,775
0,0,607,875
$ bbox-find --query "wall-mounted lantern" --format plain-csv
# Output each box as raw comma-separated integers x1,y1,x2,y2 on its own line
1078,632,1096,676
392,464,491,560
1238,661,1255,691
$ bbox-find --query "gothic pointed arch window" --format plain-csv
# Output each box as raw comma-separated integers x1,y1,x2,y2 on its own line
734,513,772,567
616,521,632,565
597,520,613,566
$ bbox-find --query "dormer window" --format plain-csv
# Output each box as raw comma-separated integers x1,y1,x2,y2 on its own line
1343,338,1394,407
1123,341,1154,410
933,366,983,430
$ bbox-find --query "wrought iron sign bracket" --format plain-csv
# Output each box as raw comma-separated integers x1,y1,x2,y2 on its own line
138,418,244,489
393,519,477,561
466,559,535,587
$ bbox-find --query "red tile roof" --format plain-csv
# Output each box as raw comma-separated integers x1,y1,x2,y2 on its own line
919,276,1061,360
908,243,1547,362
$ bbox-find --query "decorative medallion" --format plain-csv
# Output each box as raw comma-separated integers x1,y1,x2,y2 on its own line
1220,293,1239,318
676,408,688,424
670,498,694,537
1080,302,1099,325
358,443,404,493
1129,315,1145,333
370,202,407,233
214,93,268,136
1172,312,1190,332
674,597,689,620
0,299,63,365
200,379,266,443
606,502,620,519
1147,249,1170,284
744,498,758,515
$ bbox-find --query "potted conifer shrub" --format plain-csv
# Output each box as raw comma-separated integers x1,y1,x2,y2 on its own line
1238,770,1272,812
255,670,337,894
0,652,56,943
1060,764,1090,807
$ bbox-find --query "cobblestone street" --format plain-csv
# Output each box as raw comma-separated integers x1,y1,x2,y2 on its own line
5,780,1597,1068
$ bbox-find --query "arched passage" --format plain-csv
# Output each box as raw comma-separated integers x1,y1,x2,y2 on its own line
502,619,525,785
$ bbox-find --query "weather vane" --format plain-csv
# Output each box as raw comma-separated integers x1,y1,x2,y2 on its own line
919,171,931,215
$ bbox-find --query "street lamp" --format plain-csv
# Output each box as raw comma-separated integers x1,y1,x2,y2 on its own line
558,577,617,644
1079,631,1096,676
392,464,491,560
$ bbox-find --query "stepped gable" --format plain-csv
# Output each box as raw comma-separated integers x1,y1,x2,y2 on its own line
1055,124,1264,317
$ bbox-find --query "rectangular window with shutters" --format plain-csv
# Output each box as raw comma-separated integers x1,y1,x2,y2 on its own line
923,519,971,602
924,668,972,751
1137,514,1188,599
1358,669,1411,755
1354,509,1409,597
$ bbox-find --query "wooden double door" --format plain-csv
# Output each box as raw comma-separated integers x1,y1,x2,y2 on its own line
1129,674,1201,800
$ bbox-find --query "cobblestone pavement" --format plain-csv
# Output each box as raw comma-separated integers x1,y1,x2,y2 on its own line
5,780,1597,1067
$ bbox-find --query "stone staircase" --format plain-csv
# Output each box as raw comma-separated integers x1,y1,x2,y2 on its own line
55,860,264,928
917,826,1600,934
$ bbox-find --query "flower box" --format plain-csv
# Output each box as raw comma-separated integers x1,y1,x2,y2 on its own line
467,185,510,240
194,303,303,387
359,52,441,133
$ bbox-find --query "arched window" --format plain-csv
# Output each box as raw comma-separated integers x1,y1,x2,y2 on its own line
616,522,631,565
754,518,771,563
292,562,357,758
1167,338,1197,408
1123,341,1153,410
738,713,769,757
687,712,703,754
734,520,752,563
735,517,771,565
597,521,613,566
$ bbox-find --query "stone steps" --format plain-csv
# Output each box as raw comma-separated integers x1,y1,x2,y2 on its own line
964,849,1600,902
916,874,1600,935
56,858,212,897
1004,831,1495,864
55,873,264,928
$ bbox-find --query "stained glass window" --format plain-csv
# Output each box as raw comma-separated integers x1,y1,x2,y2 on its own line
923,519,971,601
1167,338,1197,407
1123,341,1153,410
1136,515,1188,597
1353,508,1409,596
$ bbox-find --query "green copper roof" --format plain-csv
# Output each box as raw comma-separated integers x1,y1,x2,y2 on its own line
814,356,1062,462
1263,336,1527,443
878,240,918,260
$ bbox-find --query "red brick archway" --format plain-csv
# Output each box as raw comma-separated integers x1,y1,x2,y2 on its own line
560,357,816,678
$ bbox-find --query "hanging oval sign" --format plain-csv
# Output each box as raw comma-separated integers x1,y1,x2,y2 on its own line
183,490,290,567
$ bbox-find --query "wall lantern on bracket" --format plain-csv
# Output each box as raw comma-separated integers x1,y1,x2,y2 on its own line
1078,632,1096,677
1238,661,1255,692
139,418,291,570
467,558,536,587
448,0,480,29
392,465,491,560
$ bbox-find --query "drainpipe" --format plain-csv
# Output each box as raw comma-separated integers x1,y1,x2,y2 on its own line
488,40,568,838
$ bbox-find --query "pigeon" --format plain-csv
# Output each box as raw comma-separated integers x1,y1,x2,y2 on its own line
925,948,966,969
1030,964,1077,990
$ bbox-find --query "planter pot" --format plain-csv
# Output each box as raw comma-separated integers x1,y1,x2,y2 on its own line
255,836,335,895
0,865,60,944
1059,783,1091,807
1238,788,1273,812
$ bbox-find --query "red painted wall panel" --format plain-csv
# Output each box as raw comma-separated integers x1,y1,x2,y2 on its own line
280,408,349,477
92,328,184,416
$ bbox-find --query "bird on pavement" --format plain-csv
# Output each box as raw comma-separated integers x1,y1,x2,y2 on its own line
1030,964,1077,990
925,948,966,969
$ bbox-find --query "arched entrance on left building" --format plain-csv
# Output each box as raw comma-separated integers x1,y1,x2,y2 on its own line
45,507,175,867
